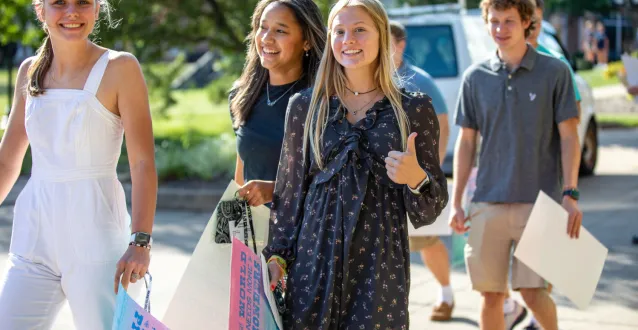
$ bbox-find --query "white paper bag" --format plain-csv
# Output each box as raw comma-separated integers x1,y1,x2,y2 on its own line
162,180,271,329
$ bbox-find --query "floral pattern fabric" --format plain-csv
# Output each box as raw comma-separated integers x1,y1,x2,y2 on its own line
263,89,448,329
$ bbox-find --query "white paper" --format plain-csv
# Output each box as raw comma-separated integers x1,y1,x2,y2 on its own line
162,180,271,329
621,54,638,86
408,183,454,236
513,191,608,310
260,253,284,330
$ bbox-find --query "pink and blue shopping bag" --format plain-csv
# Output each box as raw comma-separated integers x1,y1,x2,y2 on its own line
112,273,170,330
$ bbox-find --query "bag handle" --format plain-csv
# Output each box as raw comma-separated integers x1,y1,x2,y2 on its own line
234,190,257,254
240,198,258,254
143,272,153,313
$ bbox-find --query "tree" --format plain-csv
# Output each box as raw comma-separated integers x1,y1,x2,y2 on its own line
545,0,611,16
394,0,482,8
0,0,43,47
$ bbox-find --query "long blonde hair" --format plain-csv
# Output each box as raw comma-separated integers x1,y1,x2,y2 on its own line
303,0,409,169
27,0,116,96
230,0,326,129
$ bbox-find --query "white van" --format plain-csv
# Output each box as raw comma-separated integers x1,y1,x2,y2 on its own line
389,4,598,176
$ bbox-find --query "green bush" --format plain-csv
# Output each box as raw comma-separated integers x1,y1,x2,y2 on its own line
183,133,236,180
207,73,238,104
154,132,236,182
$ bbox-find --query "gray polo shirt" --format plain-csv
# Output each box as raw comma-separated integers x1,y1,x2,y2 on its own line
455,45,578,203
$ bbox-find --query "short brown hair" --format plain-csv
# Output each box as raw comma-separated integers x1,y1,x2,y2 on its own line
480,0,537,38
534,0,544,10
389,20,406,41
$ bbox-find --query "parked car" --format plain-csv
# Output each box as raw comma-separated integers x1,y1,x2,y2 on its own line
389,4,598,176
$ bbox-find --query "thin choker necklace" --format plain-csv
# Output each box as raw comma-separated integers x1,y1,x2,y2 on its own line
345,86,377,96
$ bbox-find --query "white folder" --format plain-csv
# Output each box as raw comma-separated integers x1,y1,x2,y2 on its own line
514,191,607,310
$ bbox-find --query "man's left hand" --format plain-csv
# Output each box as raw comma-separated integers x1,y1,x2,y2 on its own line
562,197,582,239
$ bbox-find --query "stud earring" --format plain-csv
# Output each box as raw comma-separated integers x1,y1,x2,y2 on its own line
305,50,309,57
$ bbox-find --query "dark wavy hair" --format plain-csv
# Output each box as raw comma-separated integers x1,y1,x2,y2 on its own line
230,0,326,128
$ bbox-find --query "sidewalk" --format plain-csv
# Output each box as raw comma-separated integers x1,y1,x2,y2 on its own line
592,84,638,114
592,84,627,100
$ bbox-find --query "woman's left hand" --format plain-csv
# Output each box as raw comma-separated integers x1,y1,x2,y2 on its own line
114,245,151,294
385,132,427,188
237,180,275,206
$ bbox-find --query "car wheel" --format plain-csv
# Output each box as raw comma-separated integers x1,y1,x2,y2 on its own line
579,120,597,176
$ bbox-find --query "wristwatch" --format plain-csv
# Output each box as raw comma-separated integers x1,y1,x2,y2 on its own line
130,232,153,248
562,188,580,201
408,172,431,195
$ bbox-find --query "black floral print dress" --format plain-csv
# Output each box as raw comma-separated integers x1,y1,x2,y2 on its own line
263,88,448,330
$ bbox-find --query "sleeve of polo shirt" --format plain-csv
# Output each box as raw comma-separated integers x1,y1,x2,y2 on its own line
454,76,477,129
420,75,448,115
553,64,579,124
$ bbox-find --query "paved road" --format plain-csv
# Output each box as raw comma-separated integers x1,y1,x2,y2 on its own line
0,129,637,329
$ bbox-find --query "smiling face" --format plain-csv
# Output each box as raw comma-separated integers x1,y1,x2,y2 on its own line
255,2,308,75
487,6,530,52
37,0,100,42
330,5,380,73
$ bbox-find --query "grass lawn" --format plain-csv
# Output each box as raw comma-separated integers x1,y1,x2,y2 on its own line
0,67,232,137
579,68,620,89
0,68,14,113
153,88,232,138
597,112,638,128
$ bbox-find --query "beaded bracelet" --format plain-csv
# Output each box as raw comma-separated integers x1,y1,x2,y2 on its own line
129,242,151,250
267,255,287,275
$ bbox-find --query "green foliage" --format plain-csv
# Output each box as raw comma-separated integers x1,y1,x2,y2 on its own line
144,55,186,118
0,0,43,47
579,67,620,88
394,0,481,8
154,133,236,181
207,72,238,104
545,0,611,16
598,113,638,128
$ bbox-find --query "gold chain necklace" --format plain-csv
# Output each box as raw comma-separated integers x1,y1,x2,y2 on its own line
343,90,380,116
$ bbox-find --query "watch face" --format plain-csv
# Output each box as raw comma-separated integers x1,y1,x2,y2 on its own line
132,232,151,245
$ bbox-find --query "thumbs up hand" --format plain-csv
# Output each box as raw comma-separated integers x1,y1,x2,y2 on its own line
385,132,427,188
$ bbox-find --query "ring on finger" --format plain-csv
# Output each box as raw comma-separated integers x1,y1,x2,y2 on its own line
131,273,140,280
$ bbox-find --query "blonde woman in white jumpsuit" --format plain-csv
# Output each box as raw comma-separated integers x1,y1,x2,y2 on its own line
0,0,158,328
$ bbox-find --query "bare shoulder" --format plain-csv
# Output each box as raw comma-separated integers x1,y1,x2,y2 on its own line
107,50,142,72
13,56,37,97
18,56,36,72
16,56,37,81
103,50,146,92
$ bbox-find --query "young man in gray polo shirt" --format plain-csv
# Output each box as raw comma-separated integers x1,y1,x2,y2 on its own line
389,20,455,322
449,1,583,330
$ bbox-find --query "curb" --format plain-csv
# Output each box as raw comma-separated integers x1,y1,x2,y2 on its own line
4,177,225,212
122,183,224,212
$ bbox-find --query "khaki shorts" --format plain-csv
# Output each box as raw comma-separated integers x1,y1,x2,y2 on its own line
464,202,546,293
408,236,441,251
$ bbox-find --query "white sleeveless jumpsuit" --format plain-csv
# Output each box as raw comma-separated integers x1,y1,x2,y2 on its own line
0,50,131,329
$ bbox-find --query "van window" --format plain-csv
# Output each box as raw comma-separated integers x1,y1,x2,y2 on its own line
461,16,497,63
404,25,458,78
